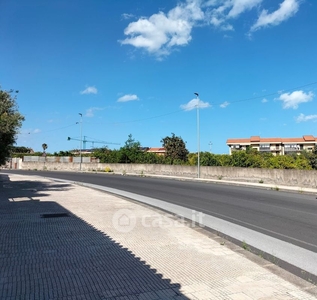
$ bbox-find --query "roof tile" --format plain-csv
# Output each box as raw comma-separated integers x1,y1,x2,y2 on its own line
227,135,317,144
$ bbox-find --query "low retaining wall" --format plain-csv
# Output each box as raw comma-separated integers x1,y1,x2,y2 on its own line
20,161,317,189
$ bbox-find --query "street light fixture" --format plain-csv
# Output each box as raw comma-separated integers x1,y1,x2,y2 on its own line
79,113,83,171
194,93,200,178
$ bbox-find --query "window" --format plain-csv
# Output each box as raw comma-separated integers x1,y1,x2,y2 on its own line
284,144,300,151
259,144,270,151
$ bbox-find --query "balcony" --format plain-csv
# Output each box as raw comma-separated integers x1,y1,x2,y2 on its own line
271,146,281,151
284,144,301,152
259,145,270,152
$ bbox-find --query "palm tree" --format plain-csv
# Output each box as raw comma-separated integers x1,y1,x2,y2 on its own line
42,143,48,169
42,143,48,153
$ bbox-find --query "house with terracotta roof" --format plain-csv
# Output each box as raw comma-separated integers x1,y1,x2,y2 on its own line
146,147,166,156
226,135,317,156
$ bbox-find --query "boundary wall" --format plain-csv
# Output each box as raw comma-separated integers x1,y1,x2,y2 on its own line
18,157,317,189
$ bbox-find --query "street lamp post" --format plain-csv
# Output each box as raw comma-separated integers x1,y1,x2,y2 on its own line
79,113,83,171
209,141,213,153
194,93,200,178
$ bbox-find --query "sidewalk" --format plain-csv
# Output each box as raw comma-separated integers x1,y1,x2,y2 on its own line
0,173,316,300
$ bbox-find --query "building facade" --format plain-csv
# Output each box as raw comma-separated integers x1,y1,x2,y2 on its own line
226,135,317,155
146,147,166,156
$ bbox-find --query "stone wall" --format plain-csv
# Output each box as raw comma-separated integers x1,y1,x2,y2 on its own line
20,160,317,188
2,158,22,169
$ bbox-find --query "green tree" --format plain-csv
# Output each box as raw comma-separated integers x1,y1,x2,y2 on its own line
245,153,266,168
267,155,296,169
0,88,25,165
188,153,197,166
218,154,232,166
93,147,116,163
161,133,189,164
293,155,312,170
11,146,32,154
231,151,248,167
138,151,164,164
120,134,141,163
302,146,317,170
53,150,74,157
200,152,221,166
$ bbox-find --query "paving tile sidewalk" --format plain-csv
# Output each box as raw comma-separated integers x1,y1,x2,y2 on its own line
0,173,316,300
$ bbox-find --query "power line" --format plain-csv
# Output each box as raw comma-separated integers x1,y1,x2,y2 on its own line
212,80,317,106
22,80,317,131
87,109,184,125
27,123,78,134
89,80,317,125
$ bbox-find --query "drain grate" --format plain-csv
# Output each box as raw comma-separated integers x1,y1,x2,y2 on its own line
41,213,70,218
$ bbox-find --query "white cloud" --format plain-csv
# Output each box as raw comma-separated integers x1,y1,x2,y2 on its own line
85,107,103,117
80,86,98,95
121,0,302,57
262,98,268,103
228,0,262,18
180,98,211,111
278,90,314,109
122,13,134,20
120,0,204,57
250,0,300,32
220,101,229,108
117,94,139,102
33,129,41,134
204,0,261,31
295,113,317,123
204,0,220,6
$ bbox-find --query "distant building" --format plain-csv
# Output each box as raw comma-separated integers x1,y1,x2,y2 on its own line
226,135,317,156
146,147,166,156
70,149,94,155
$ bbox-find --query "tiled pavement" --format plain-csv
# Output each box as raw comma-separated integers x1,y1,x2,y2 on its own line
0,173,316,300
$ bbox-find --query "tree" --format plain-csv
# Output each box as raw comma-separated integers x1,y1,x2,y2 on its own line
120,134,141,163
0,88,25,165
304,146,317,170
42,143,48,153
53,150,74,157
161,133,189,164
11,146,33,154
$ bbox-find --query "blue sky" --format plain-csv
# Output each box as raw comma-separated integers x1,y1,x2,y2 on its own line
1,0,316,154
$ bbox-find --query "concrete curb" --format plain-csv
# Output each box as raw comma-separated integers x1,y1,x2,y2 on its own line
37,174,317,286
86,170,317,195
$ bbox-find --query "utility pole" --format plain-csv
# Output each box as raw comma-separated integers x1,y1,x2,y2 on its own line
209,141,213,153
79,113,82,171
194,93,200,178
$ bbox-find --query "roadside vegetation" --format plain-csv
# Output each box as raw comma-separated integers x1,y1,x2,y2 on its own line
92,145,317,170
10,132,317,170
3,86,315,171
0,87,25,165
93,136,317,170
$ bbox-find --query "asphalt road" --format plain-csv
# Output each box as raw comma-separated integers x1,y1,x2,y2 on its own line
2,170,317,253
